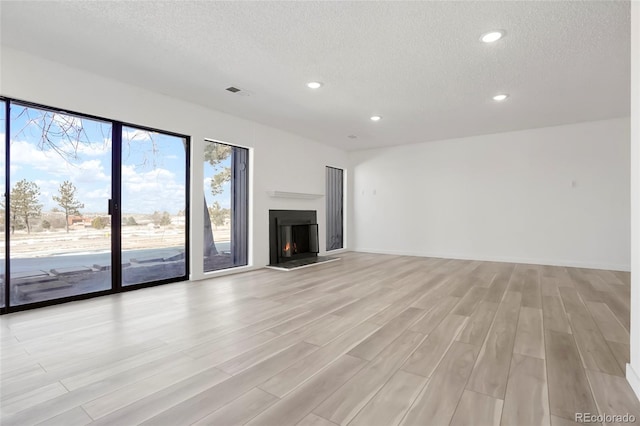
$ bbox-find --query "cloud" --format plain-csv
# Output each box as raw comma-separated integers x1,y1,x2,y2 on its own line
59,139,112,157
82,186,112,213
10,140,111,212
32,178,111,214
10,140,110,184
10,140,52,170
34,179,59,209
8,139,188,215
122,128,153,142
85,187,111,199
121,164,186,214
72,160,111,184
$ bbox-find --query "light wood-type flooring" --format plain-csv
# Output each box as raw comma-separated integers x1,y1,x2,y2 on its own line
1,252,639,426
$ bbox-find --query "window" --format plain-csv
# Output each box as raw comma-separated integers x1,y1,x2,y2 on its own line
0,98,190,312
8,104,113,306
203,141,248,272
326,166,344,251
120,126,188,286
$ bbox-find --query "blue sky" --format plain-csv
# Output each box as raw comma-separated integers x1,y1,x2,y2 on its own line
1,101,231,215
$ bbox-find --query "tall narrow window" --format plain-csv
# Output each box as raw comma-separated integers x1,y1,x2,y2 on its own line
203,141,248,272
326,166,344,251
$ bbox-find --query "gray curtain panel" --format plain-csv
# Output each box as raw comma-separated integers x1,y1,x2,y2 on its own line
231,146,249,266
326,166,343,251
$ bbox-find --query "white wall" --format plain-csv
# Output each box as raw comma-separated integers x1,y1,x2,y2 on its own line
628,0,640,400
349,118,630,271
0,47,348,279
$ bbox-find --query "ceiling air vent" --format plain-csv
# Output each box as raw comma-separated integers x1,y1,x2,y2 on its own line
225,86,252,97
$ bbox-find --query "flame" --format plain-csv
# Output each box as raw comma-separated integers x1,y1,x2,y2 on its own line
283,242,291,252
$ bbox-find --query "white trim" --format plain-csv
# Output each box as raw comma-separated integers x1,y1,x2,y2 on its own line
352,248,630,272
266,191,324,199
324,248,349,255
189,131,206,280
203,136,252,150
191,264,262,281
627,364,640,401
629,0,639,395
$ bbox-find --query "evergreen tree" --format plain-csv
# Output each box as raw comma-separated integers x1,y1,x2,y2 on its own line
10,179,42,234
53,180,84,233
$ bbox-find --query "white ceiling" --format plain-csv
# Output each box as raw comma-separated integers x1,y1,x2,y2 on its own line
0,1,631,151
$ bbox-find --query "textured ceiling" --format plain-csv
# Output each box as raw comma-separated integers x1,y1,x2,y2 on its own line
0,1,631,151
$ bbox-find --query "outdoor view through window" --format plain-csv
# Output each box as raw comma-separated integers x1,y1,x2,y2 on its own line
120,126,187,286
4,103,187,307
203,140,248,272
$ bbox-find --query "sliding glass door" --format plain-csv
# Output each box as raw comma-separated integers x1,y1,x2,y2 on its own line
1,99,189,312
8,103,113,306
121,126,188,286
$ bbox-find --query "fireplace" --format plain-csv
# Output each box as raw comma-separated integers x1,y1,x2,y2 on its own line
269,210,319,266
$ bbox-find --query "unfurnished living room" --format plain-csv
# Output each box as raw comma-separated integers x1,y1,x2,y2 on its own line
1,1,639,425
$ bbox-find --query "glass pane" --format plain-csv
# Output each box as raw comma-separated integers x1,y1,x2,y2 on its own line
121,126,187,286
9,104,112,306
203,141,248,272
1,100,5,308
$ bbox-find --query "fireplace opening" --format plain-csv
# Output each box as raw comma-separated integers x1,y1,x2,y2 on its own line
279,224,319,260
268,209,339,270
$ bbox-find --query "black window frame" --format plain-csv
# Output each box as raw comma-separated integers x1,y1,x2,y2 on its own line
0,96,190,314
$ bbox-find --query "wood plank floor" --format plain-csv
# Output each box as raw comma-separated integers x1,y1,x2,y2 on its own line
1,252,639,426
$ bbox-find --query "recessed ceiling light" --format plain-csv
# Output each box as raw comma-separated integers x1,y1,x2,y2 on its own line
481,30,505,43
370,115,382,121
492,94,509,101
307,81,323,89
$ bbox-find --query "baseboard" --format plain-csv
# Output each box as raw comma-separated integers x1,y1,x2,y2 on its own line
352,248,631,272
322,248,349,256
191,264,262,281
627,364,640,401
